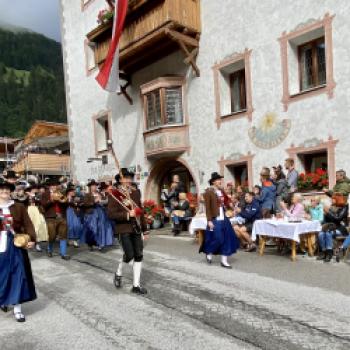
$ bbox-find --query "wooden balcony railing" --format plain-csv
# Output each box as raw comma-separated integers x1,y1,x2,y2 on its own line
13,154,70,175
87,0,201,75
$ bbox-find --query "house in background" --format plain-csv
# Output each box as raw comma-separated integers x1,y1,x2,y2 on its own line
0,137,18,173
12,121,70,180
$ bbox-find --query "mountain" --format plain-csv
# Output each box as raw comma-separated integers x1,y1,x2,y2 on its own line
0,26,67,138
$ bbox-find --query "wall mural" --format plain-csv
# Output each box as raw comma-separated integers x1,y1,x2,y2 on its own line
248,112,291,149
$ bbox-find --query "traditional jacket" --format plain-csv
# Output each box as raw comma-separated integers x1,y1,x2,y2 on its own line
204,187,230,221
41,190,68,219
107,186,146,234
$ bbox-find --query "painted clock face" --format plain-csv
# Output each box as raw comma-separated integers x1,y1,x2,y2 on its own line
248,112,291,149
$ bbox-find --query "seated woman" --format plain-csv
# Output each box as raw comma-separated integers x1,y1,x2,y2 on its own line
307,196,324,222
234,192,261,252
317,196,348,262
171,192,191,236
280,193,305,219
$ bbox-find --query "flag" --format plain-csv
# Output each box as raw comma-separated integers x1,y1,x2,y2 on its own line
96,0,128,92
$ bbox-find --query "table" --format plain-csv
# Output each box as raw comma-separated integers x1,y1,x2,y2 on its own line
252,219,322,261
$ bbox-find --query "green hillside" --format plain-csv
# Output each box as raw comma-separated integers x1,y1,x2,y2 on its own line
0,27,67,138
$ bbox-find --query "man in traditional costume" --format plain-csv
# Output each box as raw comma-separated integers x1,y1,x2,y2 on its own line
201,172,240,268
0,178,37,322
107,168,148,295
41,178,70,260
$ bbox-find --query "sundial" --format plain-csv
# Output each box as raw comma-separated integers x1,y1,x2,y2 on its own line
248,112,291,149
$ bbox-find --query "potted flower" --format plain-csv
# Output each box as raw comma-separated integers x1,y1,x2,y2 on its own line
97,8,114,25
143,199,156,229
151,205,165,229
297,168,328,192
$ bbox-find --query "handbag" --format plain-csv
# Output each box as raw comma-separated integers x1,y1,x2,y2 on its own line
13,234,31,249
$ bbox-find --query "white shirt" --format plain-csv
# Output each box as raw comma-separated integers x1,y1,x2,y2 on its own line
0,201,14,253
215,189,225,221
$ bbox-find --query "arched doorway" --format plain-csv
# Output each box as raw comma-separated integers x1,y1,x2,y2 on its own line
144,158,198,202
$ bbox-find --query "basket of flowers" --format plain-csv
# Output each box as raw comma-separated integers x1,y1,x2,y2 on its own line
143,200,165,229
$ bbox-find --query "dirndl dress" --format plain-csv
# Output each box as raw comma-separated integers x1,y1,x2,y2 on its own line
201,217,240,256
0,232,37,306
67,207,83,241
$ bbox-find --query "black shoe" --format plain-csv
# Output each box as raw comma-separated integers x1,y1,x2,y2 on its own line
113,274,122,289
47,252,53,258
316,252,326,260
14,312,25,322
61,255,71,261
221,263,232,269
131,286,148,295
324,250,333,263
0,306,8,313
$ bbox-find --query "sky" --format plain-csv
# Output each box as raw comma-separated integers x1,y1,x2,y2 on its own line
0,0,61,42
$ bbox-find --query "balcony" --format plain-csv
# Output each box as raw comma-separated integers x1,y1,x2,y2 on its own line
87,0,201,75
143,125,189,158
12,153,70,176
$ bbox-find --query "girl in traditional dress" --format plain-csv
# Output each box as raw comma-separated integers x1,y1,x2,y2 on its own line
0,179,37,322
66,185,83,248
201,172,240,268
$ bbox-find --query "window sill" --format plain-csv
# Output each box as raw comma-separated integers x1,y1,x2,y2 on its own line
219,109,248,121
144,123,186,135
290,84,327,99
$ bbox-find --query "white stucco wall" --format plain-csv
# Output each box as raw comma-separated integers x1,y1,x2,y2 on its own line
60,0,350,193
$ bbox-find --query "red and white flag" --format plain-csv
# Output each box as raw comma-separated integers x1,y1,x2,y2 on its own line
96,0,128,92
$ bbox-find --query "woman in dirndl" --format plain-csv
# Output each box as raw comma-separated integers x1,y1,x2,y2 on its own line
0,178,37,322
201,172,240,268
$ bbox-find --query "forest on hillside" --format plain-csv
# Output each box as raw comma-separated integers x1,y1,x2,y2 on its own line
0,28,67,138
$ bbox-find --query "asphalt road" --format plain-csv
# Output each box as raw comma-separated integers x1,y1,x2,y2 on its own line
1,231,350,350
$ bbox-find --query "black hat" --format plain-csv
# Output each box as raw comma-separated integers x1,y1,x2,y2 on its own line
65,185,76,195
3,170,19,180
0,178,16,192
99,182,108,190
115,168,135,183
87,179,98,187
209,172,224,185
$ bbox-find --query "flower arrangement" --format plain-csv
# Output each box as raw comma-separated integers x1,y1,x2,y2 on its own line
97,8,114,25
143,199,165,225
298,168,328,191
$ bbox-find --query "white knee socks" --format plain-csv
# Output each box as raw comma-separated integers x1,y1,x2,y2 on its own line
133,262,142,287
221,255,230,266
13,304,22,314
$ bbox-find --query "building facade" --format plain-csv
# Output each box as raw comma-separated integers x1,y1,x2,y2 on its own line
60,0,350,200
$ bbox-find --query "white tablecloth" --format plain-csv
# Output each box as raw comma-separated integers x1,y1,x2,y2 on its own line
252,219,322,243
188,216,245,235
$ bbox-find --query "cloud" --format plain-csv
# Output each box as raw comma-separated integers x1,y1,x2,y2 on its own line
0,0,61,41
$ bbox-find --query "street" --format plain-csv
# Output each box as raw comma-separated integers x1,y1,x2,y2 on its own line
1,231,350,350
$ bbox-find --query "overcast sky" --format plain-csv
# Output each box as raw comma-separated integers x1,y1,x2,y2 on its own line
0,0,61,41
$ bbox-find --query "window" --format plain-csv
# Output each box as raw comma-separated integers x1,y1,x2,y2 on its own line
94,114,110,153
213,49,253,127
230,69,246,113
227,163,248,188
85,40,96,73
299,38,326,91
141,77,185,131
279,13,335,111
298,151,327,173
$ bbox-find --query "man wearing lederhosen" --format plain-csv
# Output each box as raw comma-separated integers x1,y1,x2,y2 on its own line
41,178,70,260
107,168,148,295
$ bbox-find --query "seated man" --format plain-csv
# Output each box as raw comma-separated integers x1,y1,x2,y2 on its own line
234,192,261,252
171,192,191,236
317,196,349,262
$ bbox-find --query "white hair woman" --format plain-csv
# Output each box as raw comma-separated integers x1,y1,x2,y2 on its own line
0,178,37,322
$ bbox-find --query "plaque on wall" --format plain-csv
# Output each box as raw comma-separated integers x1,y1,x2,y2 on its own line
248,112,291,149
